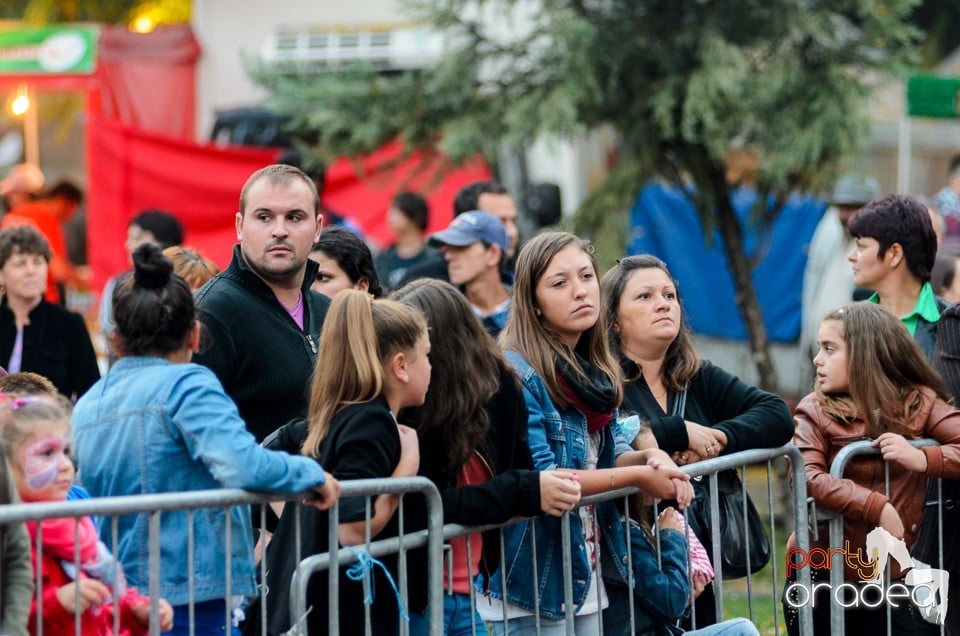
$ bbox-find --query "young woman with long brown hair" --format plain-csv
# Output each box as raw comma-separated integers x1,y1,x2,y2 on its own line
391,278,581,636
480,231,691,636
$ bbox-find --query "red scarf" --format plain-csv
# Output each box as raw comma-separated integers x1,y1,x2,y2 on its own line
557,373,613,434
27,516,99,563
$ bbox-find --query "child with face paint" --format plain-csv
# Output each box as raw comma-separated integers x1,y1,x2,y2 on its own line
0,393,174,635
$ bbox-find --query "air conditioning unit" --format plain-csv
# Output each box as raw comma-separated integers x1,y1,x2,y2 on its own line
260,25,445,72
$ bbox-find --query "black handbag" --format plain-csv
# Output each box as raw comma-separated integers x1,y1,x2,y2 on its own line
674,390,771,579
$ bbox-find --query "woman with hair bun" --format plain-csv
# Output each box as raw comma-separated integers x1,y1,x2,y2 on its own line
72,243,340,636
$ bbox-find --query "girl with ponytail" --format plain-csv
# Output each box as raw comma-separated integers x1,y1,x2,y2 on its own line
256,290,427,635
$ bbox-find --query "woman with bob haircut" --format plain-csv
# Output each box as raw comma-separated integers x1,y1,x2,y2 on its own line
600,253,793,628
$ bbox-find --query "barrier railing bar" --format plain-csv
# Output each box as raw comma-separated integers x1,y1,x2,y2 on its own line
826,438,939,635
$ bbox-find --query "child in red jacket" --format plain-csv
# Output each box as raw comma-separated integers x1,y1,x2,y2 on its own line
0,393,173,635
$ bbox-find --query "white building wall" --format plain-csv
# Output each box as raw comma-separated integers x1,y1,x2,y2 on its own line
191,0,403,140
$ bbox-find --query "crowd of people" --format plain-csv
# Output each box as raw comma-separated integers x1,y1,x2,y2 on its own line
1,159,960,636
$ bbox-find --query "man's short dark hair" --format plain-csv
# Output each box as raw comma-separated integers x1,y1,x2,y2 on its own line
47,180,83,204
453,180,508,216
391,191,429,232
848,194,937,283
949,153,960,179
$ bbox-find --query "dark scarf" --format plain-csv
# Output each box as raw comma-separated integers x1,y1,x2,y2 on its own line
556,352,617,433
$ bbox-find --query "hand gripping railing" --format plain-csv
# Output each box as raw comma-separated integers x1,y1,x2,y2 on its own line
434,443,812,636
287,476,444,636
0,487,308,636
824,438,941,635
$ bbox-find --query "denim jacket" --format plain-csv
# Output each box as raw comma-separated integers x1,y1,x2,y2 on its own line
604,520,690,635
72,357,328,605
483,352,629,619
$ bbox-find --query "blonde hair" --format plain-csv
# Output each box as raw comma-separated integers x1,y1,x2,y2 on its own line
162,245,219,292
815,304,950,437
302,290,427,456
0,393,73,457
500,231,622,409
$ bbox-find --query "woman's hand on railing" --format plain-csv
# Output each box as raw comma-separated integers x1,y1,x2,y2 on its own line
539,470,581,517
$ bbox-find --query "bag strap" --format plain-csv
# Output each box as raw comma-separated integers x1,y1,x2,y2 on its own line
671,385,688,417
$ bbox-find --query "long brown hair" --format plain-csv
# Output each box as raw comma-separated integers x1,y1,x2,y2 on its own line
816,303,951,436
600,254,701,391
392,279,512,471
500,231,622,409
302,290,427,457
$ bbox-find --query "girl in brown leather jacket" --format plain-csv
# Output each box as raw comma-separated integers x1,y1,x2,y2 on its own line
786,303,960,635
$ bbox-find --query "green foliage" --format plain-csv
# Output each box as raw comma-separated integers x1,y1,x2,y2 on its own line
253,0,919,225
250,0,922,392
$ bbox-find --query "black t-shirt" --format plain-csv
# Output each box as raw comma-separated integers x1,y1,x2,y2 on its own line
253,398,401,636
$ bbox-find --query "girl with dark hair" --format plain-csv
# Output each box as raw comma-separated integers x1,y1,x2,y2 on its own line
787,303,960,634
391,278,581,636
309,225,384,298
72,243,339,636
255,290,426,636
482,232,691,636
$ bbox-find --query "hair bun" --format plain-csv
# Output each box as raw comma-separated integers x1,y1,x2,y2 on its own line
132,242,173,290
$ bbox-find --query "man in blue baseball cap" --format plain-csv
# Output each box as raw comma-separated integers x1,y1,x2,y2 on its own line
428,210,512,336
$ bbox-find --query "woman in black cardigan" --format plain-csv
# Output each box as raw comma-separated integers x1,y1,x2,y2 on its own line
0,225,99,399
600,254,794,628
391,278,581,636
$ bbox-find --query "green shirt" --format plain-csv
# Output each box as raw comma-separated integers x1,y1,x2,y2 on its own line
867,282,940,336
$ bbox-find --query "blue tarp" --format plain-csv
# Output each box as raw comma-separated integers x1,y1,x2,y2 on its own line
627,182,827,343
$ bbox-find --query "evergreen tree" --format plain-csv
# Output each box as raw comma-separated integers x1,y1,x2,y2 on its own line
252,0,921,392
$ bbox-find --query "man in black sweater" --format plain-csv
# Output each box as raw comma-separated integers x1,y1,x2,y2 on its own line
193,164,331,442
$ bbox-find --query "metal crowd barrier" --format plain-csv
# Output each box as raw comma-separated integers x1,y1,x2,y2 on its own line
0,446,813,636
818,438,945,635
0,477,443,636
434,443,813,636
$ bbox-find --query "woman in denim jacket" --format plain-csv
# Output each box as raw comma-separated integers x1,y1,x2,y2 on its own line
480,232,692,636
72,244,340,636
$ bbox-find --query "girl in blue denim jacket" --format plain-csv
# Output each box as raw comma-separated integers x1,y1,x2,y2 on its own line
604,419,760,636
482,232,692,636
72,244,340,636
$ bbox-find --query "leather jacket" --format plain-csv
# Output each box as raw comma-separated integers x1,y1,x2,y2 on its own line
793,389,960,579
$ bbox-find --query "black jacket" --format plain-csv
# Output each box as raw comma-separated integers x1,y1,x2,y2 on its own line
193,245,330,442
915,295,949,362
404,366,541,613
252,398,402,636
0,298,99,399
620,358,793,455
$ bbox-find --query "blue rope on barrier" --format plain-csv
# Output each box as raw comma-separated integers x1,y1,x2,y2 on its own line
345,548,410,621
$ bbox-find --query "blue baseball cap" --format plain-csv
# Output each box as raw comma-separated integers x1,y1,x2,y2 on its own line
428,210,509,253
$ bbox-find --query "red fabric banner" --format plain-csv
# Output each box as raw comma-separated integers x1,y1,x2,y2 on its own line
86,117,492,291
322,142,492,247
86,115,280,289
96,24,201,139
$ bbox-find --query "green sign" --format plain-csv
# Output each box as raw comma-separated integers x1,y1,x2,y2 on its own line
0,25,98,75
907,74,960,119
